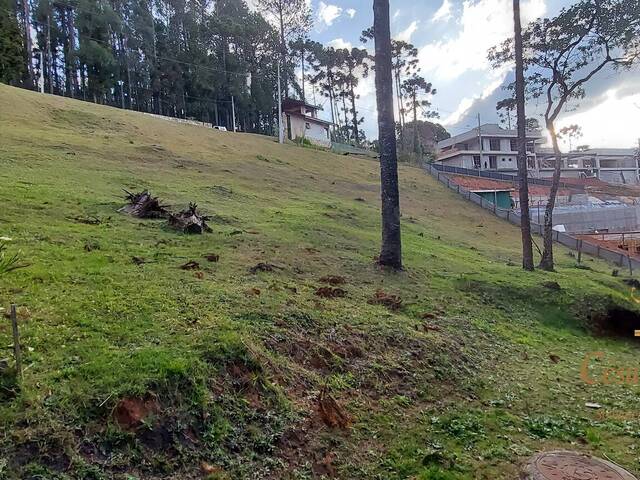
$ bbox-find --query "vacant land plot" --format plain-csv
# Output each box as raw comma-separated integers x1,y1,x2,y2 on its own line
1,84,639,479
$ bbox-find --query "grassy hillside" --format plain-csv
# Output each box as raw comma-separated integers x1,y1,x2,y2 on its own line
1,84,640,479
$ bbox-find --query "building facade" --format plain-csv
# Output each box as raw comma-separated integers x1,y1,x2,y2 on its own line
281,99,332,147
437,124,639,185
437,124,543,172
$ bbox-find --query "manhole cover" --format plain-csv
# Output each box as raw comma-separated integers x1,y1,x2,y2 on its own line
523,451,637,480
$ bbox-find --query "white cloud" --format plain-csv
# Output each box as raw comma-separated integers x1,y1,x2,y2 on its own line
557,89,640,148
418,0,546,82
317,2,342,27
432,0,453,23
327,38,352,50
346,8,356,18
396,21,419,43
393,9,401,21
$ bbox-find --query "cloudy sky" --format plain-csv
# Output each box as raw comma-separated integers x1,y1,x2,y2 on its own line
303,0,640,150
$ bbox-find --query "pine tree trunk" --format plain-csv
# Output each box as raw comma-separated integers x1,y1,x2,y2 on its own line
21,0,34,88
373,0,402,269
412,92,419,156
278,5,287,97
513,0,534,271
350,77,359,144
539,119,562,271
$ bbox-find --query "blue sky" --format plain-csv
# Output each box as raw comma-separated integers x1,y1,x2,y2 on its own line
302,0,640,149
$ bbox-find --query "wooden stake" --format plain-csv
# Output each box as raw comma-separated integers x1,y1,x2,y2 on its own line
629,255,633,277
10,304,22,379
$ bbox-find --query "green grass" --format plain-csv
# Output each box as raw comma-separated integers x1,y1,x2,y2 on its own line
1,84,640,479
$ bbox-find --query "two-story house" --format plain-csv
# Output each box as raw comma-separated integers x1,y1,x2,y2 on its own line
436,123,544,171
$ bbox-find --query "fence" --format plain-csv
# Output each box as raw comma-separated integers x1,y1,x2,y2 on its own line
424,164,640,274
430,163,583,190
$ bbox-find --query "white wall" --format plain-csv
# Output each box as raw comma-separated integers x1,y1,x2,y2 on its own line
286,114,331,147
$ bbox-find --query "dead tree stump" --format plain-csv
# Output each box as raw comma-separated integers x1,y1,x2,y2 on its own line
168,203,211,234
119,190,168,218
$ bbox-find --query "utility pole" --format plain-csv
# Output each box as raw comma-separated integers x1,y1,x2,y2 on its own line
231,95,237,132
477,113,483,169
277,61,284,144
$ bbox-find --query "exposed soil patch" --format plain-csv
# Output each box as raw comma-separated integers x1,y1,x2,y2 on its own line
319,275,346,286
113,395,160,430
315,286,346,299
249,262,282,274
317,387,351,429
368,289,402,311
180,261,200,270
204,253,220,262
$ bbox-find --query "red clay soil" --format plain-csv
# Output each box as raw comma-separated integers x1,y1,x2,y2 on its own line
446,174,576,198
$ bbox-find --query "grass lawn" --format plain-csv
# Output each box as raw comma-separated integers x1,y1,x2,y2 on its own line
1,84,640,479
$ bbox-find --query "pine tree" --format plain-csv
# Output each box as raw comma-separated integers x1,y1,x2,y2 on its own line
0,0,25,84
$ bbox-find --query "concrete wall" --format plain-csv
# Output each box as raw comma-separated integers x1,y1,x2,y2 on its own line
528,204,640,233
600,170,639,185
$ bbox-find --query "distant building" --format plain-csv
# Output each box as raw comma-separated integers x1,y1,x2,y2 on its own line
537,148,639,184
436,123,544,171
281,99,332,147
437,124,639,185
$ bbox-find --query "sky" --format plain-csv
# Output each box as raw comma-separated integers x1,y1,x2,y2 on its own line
302,0,640,150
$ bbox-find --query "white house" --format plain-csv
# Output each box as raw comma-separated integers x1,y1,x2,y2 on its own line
281,99,332,147
437,123,544,171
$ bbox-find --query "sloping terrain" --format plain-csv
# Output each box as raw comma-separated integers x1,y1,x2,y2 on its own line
1,84,640,479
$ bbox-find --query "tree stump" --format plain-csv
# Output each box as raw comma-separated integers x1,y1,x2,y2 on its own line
119,190,168,218
168,203,211,234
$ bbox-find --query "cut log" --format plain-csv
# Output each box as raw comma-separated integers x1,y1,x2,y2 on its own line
168,203,211,234
119,190,168,218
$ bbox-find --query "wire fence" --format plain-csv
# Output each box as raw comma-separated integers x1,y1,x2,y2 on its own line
423,164,640,274
430,163,583,190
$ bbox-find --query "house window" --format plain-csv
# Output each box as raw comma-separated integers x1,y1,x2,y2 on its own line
473,155,481,168
510,139,517,151
526,141,534,153
489,155,497,169
527,156,536,169
305,122,311,129
489,138,501,151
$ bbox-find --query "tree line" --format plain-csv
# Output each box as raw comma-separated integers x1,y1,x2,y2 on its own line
0,0,444,149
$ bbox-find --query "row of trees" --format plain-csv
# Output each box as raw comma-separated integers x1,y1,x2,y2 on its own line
491,0,640,272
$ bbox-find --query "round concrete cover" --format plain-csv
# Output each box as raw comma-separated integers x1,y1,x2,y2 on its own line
522,451,638,480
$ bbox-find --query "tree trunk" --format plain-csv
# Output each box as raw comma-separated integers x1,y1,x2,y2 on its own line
46,11,53,93
412,92,419,156
394,69,403,149
373,0,402,269
278,5,287,97
349,77,359,144
539,119,562,271
513,0,534,271
21,0,34,88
